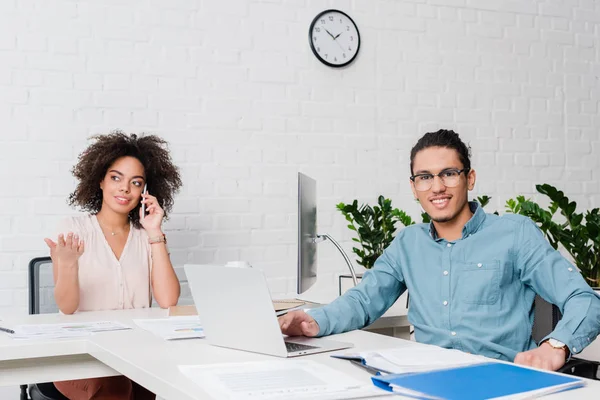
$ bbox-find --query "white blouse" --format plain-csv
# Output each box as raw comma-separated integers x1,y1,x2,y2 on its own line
56,215,152,312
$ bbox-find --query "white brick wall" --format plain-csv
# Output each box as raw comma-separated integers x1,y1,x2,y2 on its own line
1,0,599,316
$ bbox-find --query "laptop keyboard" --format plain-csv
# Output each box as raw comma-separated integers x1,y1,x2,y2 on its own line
285,342,319,353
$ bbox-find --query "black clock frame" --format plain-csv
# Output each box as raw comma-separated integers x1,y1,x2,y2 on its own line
308,9,361,68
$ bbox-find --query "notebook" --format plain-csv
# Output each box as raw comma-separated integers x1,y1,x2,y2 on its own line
371,362,585,400
332,345,486,375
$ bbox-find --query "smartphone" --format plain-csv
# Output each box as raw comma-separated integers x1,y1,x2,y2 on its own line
141,184,147,217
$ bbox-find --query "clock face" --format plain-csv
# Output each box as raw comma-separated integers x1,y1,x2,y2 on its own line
309,9,360,68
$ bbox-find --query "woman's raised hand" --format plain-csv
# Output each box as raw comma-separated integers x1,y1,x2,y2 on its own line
44,232,84,268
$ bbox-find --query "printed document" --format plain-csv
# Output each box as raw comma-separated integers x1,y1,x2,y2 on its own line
11,321,131,340
179,359,389,400
134,316,204,340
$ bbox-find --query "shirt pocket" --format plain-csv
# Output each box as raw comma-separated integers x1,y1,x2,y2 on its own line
455,260,501,305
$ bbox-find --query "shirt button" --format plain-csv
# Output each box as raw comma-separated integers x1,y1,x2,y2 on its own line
451,331,457,336
573,347,578,352
443,270,449,276
477,263,482,268
568,268,573,272
443,300,448,306
447,243,452,248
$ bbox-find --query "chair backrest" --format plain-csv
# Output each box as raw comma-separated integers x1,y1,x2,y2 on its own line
531,295,562,343
28,256,59,315
26,256,69,399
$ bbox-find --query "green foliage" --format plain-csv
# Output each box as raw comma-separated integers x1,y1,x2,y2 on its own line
506,184,600,287
336,196,411,270
337,196,493,269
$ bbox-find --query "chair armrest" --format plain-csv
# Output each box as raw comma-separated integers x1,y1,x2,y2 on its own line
558,357,600,380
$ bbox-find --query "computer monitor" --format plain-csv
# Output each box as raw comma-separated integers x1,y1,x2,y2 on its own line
297,172,317,294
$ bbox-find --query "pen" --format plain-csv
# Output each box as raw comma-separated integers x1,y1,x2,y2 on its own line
0,326,15,334
350,359,384,376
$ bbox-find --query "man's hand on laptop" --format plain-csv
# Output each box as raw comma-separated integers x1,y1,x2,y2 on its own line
278,310,319,337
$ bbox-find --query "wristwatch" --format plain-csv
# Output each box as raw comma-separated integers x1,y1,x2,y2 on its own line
545,338,569,359
546,338,567,350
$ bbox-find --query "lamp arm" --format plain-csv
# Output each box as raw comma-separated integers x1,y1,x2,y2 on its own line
315,233,359,287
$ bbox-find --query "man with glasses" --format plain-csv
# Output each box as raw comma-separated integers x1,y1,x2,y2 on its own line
279,129,600,371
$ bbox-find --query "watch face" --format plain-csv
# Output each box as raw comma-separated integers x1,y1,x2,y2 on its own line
309,9,360,68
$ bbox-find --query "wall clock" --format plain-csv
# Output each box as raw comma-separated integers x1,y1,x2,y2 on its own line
308,9,360,68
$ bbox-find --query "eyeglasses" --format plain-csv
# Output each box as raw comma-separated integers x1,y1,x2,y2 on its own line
410,168,470,192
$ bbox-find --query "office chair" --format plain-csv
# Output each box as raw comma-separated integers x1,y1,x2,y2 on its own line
532,295,600,380
20,256,69,400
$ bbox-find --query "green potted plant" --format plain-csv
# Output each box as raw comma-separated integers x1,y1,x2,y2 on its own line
506,184,600,289
336,196,413,270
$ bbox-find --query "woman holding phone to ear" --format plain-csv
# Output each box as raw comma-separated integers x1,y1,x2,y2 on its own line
43,131,182,400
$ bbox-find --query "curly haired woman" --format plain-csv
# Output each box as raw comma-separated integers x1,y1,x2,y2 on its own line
43,131,182,400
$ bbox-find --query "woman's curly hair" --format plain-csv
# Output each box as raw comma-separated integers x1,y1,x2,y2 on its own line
68,131,182,229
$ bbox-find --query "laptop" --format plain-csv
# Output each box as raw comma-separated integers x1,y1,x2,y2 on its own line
184,264,353,357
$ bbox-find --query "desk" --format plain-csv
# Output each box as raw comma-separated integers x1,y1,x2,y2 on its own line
1,308,598,399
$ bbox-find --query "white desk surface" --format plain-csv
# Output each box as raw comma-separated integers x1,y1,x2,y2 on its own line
1,308,598,400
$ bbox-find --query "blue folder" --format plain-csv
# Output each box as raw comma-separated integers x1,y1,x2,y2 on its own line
371,362,585,400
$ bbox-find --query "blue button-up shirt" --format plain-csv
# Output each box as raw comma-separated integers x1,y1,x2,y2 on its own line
310,202,600,361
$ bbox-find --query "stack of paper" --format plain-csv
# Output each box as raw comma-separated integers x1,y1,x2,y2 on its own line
372,362,585,399
179,359,389,400
134,316,204,340
333,344,487,374
11,321,131,340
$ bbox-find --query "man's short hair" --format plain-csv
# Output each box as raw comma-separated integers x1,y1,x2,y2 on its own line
410,129,471,175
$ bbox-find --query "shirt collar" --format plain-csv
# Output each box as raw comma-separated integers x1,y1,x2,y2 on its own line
428,201,485,241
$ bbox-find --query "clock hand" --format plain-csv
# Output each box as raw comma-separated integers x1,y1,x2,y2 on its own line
334,32,342,40
335,42,345,53
325,29,335,40
333,37,346,52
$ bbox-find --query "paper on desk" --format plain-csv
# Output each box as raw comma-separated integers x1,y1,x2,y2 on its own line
178,359,389,400
12,321,131,340
134,316,204,340
335,344,487,375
